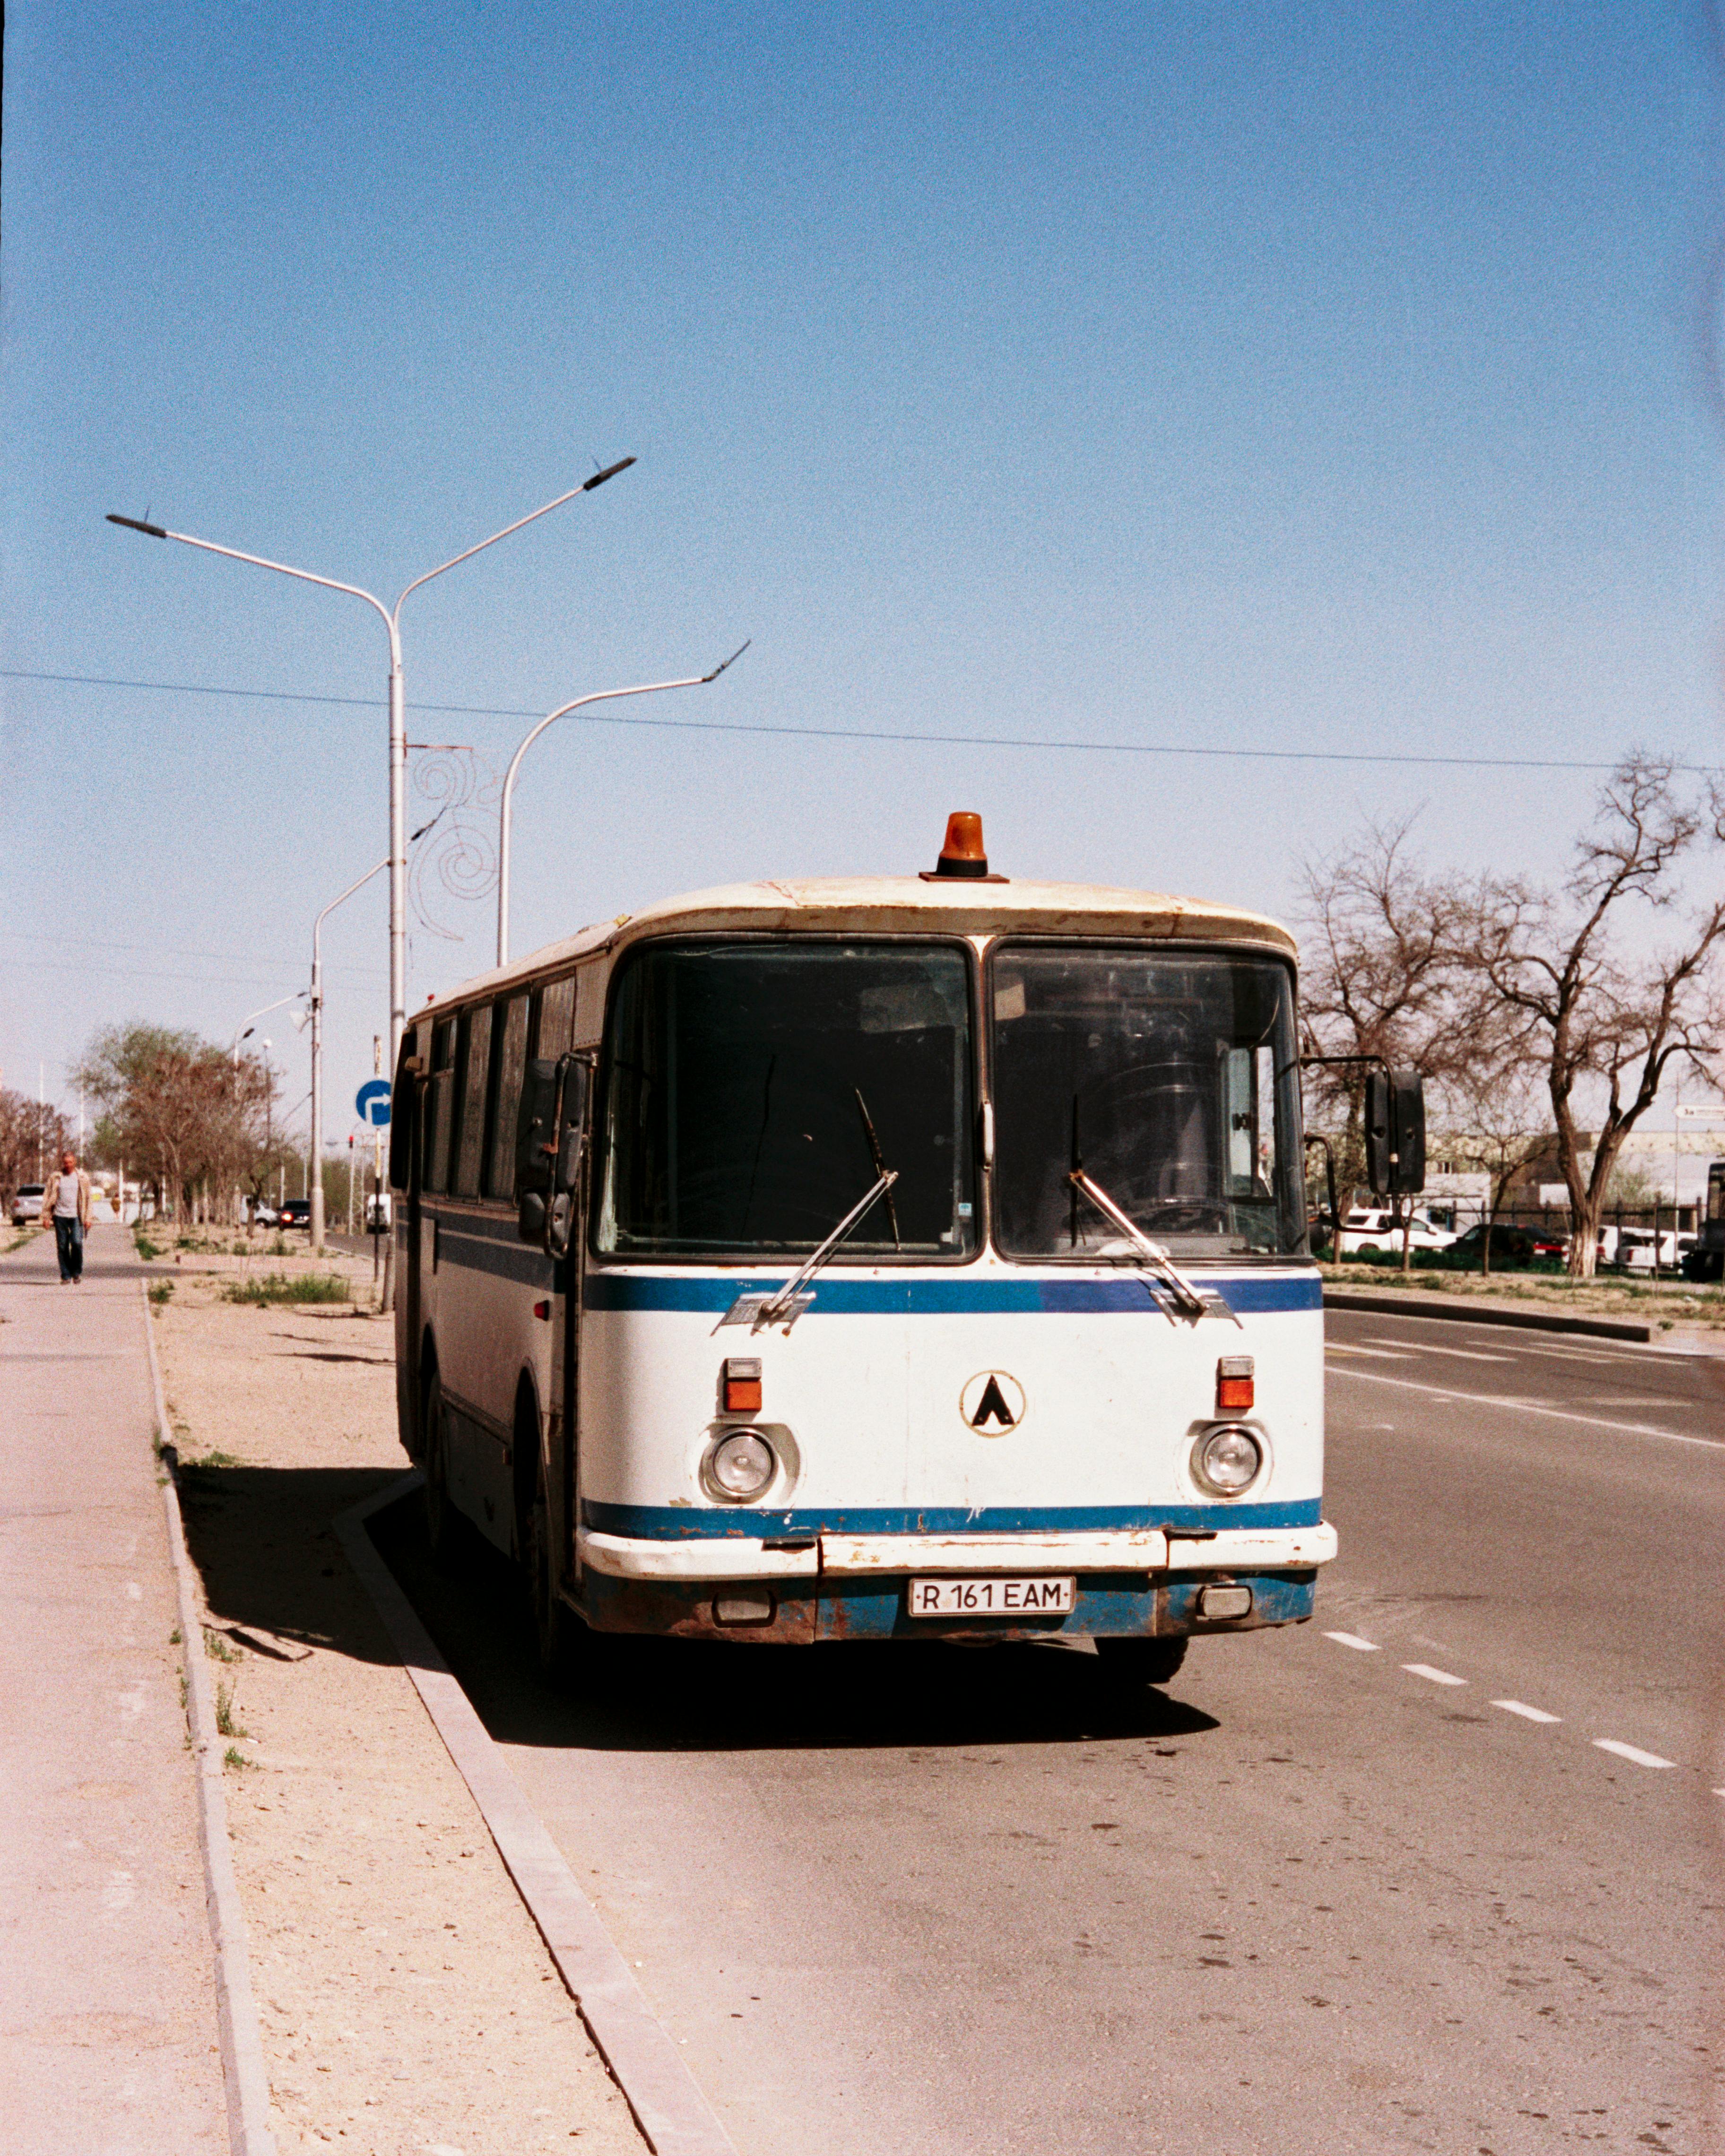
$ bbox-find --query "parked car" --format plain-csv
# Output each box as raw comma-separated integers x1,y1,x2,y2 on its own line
279,1198,311,1230
1338,1207,1458,1256
1606,1227,1695,1274
364,1191,391,1231
10,1184,45,1226
250,1199,280,1227
1448,1222,1539,1268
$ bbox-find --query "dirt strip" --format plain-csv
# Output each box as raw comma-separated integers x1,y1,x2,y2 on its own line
147,1240,642,2156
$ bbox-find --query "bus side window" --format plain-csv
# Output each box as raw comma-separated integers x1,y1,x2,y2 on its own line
453,1006,491,1198
486,994,530,1200
425,1019,458,1194
539,973,577,1059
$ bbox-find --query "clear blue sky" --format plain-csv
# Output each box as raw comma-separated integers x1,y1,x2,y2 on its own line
3,2,1721,1150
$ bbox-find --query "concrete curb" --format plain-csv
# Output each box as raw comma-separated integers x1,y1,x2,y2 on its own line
140,1281,279,2156
333,1474,737,2156
1324,1287,1653,1344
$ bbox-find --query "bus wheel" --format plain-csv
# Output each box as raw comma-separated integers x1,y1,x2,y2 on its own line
1094,1636,1188,1688
524,1470,571,1679
422,1370,463,1572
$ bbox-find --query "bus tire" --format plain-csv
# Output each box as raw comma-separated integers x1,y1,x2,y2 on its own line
523,1466,571,1679
1094,1635,1188,1688
422,1368,463,1572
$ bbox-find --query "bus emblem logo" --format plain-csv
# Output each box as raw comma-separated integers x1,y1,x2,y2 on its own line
961,1370,1026,1435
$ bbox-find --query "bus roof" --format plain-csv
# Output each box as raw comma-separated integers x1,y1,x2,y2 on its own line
428,876,1298,1016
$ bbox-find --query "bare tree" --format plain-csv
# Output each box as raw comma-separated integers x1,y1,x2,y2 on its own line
0,1091,71,1212
1297,816,1469,1106
75,1023,279,1226
1450,753,1725,1278
1433,1058,1549,1276
1297,817,1481,1265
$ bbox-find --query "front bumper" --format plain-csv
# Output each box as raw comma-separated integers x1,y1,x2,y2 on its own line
572,1521,1336,1643
577,1520,1338,1581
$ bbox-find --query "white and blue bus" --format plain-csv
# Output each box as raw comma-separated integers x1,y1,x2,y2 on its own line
388,814,1335,1685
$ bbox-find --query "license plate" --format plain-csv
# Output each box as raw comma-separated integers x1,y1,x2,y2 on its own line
907,1576,1076,1617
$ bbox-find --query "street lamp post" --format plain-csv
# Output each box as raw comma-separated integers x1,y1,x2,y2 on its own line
495,647,747,966
232,994,303,1226
308,859,389,1254
106,458,637,1107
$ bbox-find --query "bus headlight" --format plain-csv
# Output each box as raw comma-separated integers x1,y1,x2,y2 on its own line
704,1428,778,1503
1191,1425,1263,1498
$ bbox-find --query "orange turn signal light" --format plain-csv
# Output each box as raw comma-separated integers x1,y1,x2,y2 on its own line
1216,1355,1254,1412
723,1357,763,1414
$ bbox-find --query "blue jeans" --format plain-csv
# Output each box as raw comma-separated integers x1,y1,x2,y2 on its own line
53,1215,83,1281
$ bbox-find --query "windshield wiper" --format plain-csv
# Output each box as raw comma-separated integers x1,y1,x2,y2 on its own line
854,1089,902,1249
719,1169,901,1333
1066,1170,1240,1326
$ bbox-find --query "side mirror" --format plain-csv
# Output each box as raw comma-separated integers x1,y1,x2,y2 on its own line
546,1061,590,1262
1366,1068,1426,1197
518,1056,591,1251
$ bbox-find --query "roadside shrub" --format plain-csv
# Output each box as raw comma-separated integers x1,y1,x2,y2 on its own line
148,1280,175,1307
223,1273,351,1307
134,1234,163,1260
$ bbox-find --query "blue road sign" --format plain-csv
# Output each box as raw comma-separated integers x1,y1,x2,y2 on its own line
355,1079,392,1128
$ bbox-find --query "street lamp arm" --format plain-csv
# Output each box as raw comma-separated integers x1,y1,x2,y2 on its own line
312,857,390,961
495,651,747,965
390,458,636,618
233,992,305,1063
106,517,396,640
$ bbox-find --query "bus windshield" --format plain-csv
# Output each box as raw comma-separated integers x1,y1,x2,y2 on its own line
596,941,977,1259
990,945,1306,1260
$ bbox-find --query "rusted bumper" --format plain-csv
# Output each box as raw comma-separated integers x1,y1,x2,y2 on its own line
577,1566,1322,1643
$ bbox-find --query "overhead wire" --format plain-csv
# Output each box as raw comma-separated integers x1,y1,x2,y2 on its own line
3,665,1708,776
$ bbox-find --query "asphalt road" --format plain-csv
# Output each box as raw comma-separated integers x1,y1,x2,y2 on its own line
377,1306,1725,2156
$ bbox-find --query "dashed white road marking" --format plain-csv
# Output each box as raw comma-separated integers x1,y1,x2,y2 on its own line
1594,1739,1675,1770
1403,1663,1467,1686
1327,1365,1725,1451
1492,1699,1561,1724
1324,1631,1380,1651
1364,1339,1510,1363
1513,1344,1653,1367
1326,1345,1413,1360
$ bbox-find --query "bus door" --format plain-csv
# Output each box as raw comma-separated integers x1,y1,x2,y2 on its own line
390,1036,427,1448
403,1071,427,1434
548,1057,592,1591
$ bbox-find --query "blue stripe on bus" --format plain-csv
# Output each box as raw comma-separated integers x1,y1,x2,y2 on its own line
581,1273,1320,1316
582,1497,1323,1540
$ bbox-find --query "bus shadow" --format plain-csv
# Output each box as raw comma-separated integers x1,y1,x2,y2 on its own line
180,1462,415,1666
369,1489,1223,1755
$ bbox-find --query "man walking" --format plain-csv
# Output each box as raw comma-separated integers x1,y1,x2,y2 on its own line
42,1149,93,1284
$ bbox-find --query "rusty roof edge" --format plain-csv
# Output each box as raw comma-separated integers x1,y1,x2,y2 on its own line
422,877,1297,1014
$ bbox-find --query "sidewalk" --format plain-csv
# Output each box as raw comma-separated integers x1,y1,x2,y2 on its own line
0,1229,227,2155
